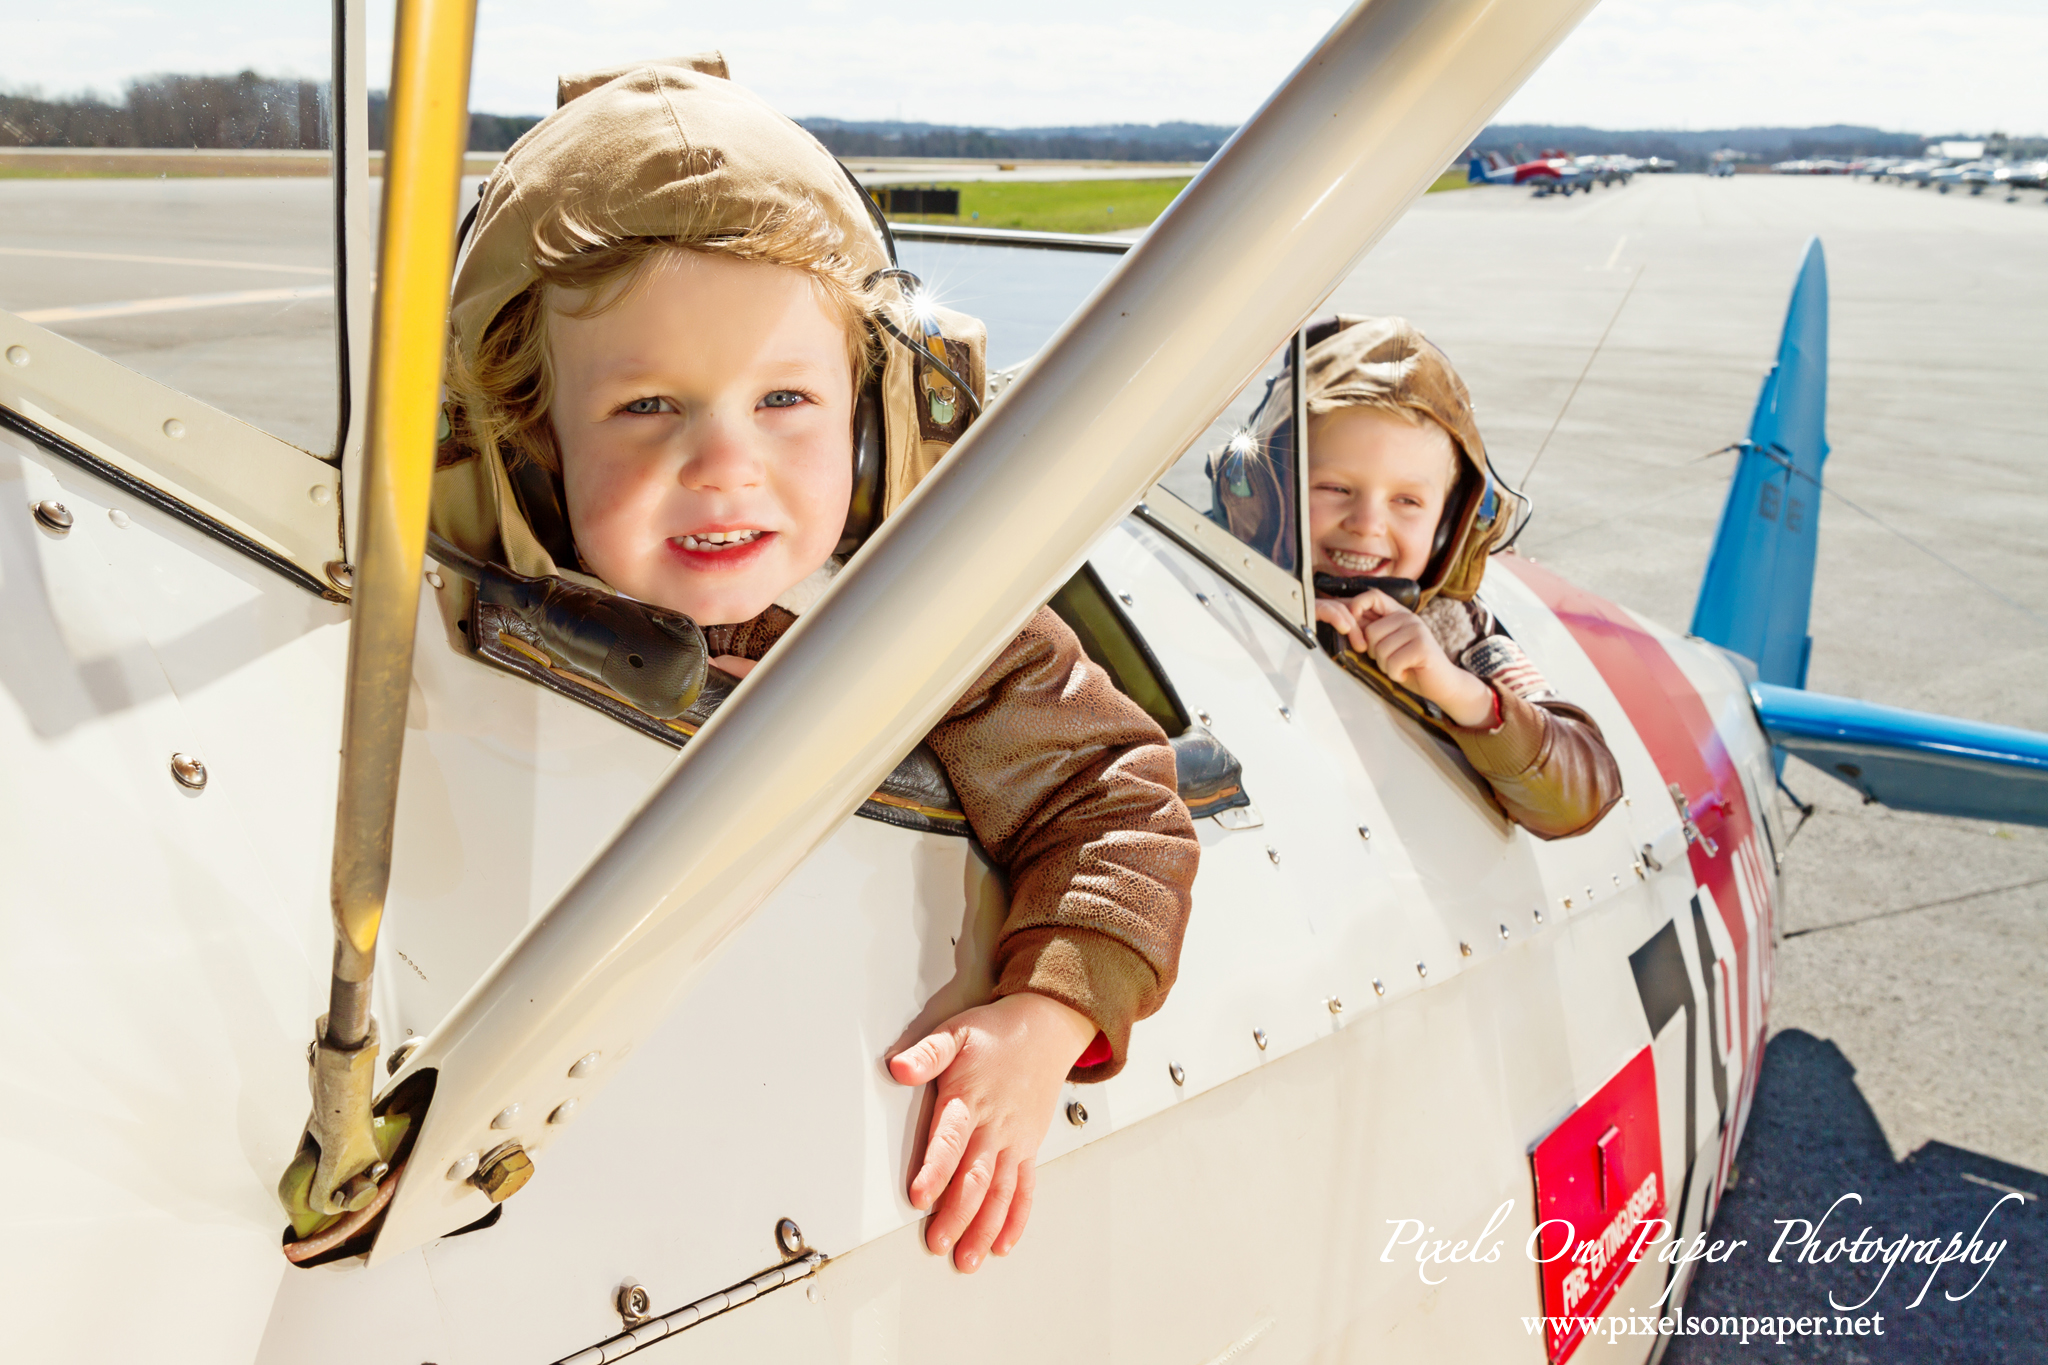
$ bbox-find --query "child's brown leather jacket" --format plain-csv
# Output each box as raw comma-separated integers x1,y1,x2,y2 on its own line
708,607,1197,1081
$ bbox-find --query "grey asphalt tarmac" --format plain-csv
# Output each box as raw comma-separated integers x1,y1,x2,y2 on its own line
2,173,2043,1346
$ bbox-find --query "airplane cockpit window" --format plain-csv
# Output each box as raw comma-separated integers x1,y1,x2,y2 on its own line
1141,339,1312,637
894,240,1120,372
1156,342,1297,565
0,7,341,458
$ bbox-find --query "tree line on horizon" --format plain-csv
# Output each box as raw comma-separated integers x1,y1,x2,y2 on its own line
1,75,2014,170
0,73,329,149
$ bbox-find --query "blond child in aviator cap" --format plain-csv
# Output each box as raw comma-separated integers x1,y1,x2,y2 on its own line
431,55,1198,1273
1300,316,1620,840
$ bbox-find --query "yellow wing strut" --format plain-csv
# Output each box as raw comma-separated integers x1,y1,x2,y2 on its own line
283,0,478,1238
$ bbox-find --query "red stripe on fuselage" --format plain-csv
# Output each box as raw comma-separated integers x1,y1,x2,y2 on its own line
1499,556,1769,1105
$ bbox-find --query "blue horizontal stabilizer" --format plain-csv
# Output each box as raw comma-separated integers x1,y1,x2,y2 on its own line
1753,683,2048,828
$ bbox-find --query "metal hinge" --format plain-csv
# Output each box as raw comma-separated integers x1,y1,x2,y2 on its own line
554,1253,826,1364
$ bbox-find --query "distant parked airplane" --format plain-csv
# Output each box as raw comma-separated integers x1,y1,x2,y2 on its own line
1465,150,1641,196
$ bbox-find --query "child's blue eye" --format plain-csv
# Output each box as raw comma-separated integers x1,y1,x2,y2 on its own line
622,396,669,415
760,390,807,410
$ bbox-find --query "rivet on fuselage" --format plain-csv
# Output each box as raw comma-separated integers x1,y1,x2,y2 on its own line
1169,1062,1185,1086
1266,845,1281,865
1533,907,1546,925
1498,923,1510,941
491,1102,521,1130
1327,997,1343,1015
1372,978,1385,996
169,752,208,791
1252,1028,1268,1051
1416,962,1428,979
568,1052,601,1079
1459,941,1473,957
1357,824,1372,842
1067,1101,1089,1126
32,500,72,534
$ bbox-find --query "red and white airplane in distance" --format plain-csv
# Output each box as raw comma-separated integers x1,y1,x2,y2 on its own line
1468,148,1643,194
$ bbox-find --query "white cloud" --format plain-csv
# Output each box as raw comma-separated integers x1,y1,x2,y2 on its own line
3,1,2039,136
1495,0,2048,134
429,1,1337,126
1,2,330,99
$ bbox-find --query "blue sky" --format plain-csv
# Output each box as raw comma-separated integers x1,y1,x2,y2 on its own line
5,1,2042,135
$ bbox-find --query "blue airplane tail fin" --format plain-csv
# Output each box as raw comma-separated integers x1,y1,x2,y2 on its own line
1468,154,1489,184
1716,240,2048,827
1690,237,1830,688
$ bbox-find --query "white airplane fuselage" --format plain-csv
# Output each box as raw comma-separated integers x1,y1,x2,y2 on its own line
0,419,1778,1361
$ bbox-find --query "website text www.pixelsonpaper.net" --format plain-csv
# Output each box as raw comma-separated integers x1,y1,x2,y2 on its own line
1523,1310,1888,1348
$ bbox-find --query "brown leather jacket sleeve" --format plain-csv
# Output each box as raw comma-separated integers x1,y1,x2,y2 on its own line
925,607,1200,1081
1448,683,1623,840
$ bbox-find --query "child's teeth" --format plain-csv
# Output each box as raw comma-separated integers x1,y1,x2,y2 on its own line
678,530,763,550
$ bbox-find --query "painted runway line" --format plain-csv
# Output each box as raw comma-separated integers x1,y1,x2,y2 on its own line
0,245,332,275
18,284,334,324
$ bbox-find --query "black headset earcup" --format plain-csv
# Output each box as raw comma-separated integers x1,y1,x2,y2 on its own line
1432,488,1460,560
1426,464,1482,581
837,375,886,556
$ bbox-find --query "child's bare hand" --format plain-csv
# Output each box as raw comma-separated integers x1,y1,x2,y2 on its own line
888,992,1098,1272
1327,589,1496,728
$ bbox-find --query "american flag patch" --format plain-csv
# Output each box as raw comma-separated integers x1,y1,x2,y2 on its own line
1462,635,1558,704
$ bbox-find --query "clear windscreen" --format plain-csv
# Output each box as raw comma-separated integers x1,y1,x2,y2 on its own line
893,239,1122,373
0,3,340,456
1155,343,1298,573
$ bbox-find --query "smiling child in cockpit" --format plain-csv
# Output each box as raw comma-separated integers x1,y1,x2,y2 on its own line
429,54,1198,1274
1303,316,1621,839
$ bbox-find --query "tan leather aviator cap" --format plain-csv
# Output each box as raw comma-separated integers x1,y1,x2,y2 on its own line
450,53,886,369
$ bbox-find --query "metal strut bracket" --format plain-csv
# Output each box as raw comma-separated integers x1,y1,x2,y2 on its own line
305,1017,388,1216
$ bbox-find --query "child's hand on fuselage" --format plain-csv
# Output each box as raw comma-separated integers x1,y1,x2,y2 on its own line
888,991,1099,1272
1317,589,1498,729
